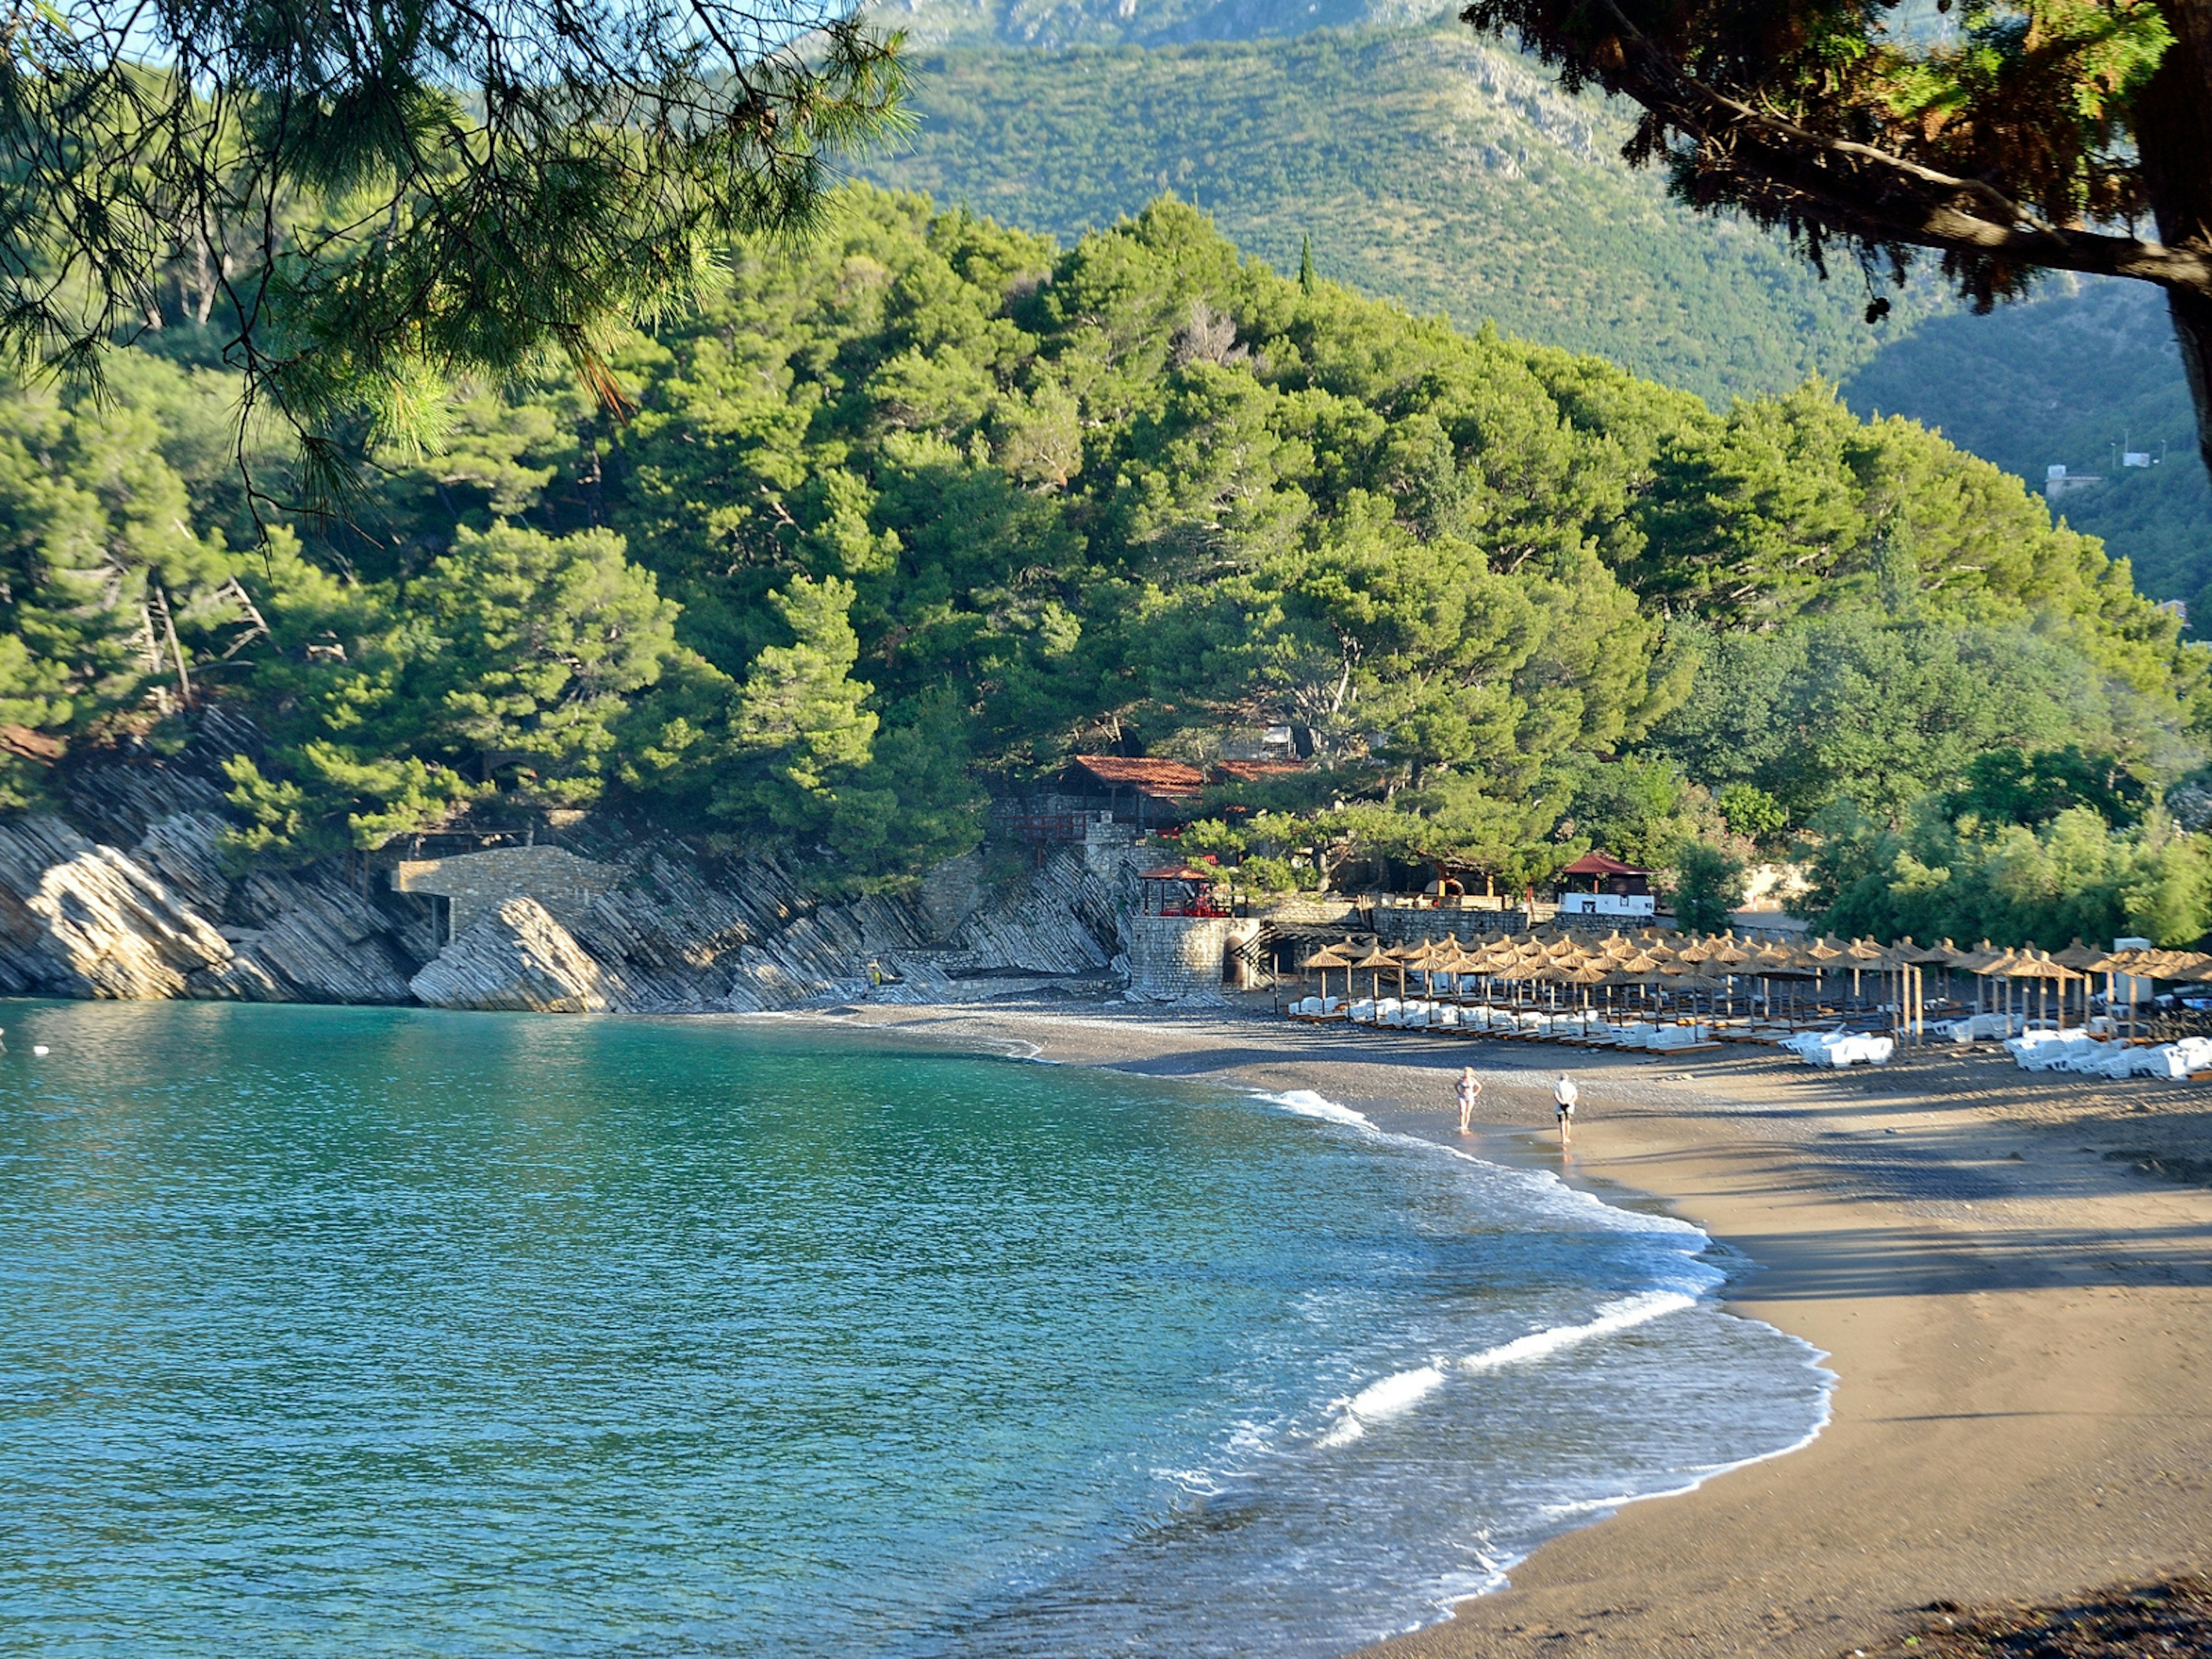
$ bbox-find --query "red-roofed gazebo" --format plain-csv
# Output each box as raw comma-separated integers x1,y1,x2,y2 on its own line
1139,862,1228,918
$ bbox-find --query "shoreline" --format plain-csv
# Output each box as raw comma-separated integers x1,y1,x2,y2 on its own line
826,996,2212,1658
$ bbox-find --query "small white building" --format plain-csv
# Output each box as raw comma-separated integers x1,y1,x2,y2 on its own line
1554,851,1657,919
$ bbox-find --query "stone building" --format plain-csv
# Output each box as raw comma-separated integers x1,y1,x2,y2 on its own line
390,843,620,944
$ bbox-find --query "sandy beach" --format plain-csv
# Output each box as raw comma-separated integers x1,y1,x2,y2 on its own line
832,997,2212,1657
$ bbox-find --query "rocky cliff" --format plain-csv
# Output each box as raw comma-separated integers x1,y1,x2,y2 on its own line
0,730,1147,1013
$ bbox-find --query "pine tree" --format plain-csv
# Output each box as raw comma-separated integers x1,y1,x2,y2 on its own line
721,576,880,840
1464,0,2212,479
5,0,907,501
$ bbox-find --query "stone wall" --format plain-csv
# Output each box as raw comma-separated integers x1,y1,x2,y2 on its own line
1373,907,1528,945
391,844,620,940
1124,915,1233,1001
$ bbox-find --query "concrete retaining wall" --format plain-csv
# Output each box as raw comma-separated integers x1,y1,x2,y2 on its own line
391,844,620,940
1373,907,1527,945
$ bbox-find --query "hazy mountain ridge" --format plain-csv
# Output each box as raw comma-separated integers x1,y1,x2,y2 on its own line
1843,279,2211,607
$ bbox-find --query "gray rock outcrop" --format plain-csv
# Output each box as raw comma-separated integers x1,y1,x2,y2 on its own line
0,813,244,999
0,734,1166,1010
410,897,630,1013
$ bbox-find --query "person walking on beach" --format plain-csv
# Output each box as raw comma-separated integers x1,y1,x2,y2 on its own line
1552,1073,1578,1145
1456,1066,1482,1134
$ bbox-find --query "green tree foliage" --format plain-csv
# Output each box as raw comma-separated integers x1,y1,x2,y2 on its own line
4,0,906,488
1644,608,2198,828
224,525,691,857
1946,745,2148,831
3,183,2208,912
1715,782,1787,844
1552,755,1710,871
1465,0,2212,479
0,373,265,805
722,575,880,838
1801,801,2212,950
1669,840,1748,937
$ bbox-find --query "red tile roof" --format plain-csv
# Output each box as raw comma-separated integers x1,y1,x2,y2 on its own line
1213,759,1307,782
1071,755,1206,796
0,724,64,763
1561,850,1649,877
1139,864,1220,881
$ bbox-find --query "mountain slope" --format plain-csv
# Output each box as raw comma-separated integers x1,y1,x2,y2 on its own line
859,27,1931,406
860,22,2210,599
873,0,1440,48
1842,279,2212,607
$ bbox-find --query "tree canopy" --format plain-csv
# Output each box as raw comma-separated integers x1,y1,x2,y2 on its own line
3,184,2207,920
1463,1,2212,477
1,0,906,504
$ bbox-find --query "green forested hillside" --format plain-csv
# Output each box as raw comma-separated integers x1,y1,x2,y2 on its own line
7,187,2207,940
860,28,1936,407
862,24,2210,603
1842,279,2212,608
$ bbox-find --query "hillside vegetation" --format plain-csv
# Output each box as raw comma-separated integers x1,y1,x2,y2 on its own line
5,187,2208,940
1843,279,2212,608
861,28,1937,408
863,24,2210,603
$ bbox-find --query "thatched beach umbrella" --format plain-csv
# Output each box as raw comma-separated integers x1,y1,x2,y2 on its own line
1669,960,1737,1016
2051,939,2116,1029
1302,942,1354,1003
1986,946,2075,1030
1399,939,1447,996
1552,960,1611,1010
1941,941,2009,1025
1672,934,1720,964
1381,941,1421,999
1603,950,1668,1016
1705,933,1753,967
1351,942,1396,1003
1429,943,1480,998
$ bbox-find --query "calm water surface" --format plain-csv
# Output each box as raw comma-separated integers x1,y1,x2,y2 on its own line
0,1001,1827,1657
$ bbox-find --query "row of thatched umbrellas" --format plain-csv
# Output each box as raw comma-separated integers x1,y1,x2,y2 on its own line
1297,928,2212,1037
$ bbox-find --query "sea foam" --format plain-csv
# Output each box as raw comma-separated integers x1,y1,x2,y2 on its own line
1259,1088,1377,1130
1461,1290,1696,1373
1320,1365,1451,1446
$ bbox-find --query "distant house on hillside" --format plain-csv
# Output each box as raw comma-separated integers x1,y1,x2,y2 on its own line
1554,850,1654,919
2045,463,2103,499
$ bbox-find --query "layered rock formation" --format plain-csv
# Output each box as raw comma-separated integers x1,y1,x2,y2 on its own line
0,737,1152,1012
410,898,630,1013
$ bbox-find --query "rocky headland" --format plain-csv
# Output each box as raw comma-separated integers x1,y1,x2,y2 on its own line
0,715,1146,1013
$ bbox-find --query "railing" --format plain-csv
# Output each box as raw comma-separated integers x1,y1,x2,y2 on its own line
991,811,1100,843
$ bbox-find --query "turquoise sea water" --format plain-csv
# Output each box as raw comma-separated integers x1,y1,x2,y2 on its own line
0,1001,1827,1658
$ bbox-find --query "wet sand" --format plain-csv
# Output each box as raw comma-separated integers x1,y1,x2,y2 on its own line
831,998,2212,1658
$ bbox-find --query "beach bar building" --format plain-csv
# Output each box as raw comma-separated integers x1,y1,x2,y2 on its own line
1138,862,1231,919
1126,864,1259,998
1554,851,1655,919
